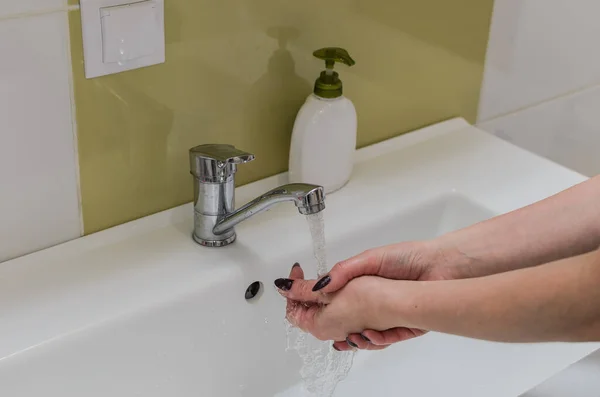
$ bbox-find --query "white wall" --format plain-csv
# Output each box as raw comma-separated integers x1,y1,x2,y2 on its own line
478,0,600,177
0,2,81,263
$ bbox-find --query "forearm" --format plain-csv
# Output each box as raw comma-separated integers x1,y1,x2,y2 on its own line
396,249,600,343
435,175,600,278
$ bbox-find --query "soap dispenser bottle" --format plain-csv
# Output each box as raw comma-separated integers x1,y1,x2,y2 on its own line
288,47,357,194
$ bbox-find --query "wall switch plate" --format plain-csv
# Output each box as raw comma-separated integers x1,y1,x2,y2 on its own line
80,0,165,79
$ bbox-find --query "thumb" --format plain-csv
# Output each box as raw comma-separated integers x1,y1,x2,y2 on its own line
313,249,383,293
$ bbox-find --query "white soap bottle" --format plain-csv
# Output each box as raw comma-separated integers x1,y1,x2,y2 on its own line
288,47,357,194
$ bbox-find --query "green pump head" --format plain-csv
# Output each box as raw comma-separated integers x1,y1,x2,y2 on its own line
312,47,355,98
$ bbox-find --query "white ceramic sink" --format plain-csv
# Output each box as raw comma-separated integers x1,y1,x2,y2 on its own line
0,118,598,396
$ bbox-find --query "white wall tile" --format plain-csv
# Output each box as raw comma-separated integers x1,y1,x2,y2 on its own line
0,12,81,262
0,1,66,19
479,0,600,121
479,84,600,178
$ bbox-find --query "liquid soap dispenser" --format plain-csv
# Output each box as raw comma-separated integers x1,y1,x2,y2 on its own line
288,47,357,194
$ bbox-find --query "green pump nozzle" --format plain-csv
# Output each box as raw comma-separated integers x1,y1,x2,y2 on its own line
312,47,355,98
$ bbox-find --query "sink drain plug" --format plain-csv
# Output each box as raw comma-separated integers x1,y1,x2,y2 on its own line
245,281,263,300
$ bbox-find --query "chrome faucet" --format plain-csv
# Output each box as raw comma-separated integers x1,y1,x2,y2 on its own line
189,144,326,247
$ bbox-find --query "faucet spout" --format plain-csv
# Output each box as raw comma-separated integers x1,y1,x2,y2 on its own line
213,183,325,236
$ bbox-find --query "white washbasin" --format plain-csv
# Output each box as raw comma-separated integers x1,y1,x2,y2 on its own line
0,118,597,396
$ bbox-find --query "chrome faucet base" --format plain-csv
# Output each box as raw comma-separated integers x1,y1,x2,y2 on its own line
192,232,236,247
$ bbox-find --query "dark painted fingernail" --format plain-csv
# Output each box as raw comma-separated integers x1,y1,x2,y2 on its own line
360,334,371,343
274,278,293,291
292,262,300,269
333,344,341,351
312,275,331,291
346,338,358,348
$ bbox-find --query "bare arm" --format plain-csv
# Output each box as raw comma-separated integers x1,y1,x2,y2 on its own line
393,249,600,343
437,175,600,278
281,176,600,348
283,250,600,344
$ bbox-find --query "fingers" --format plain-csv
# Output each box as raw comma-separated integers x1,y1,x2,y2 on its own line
333,329,421,351
332,338,390,352
346,334,369,350
275,262,304,291
289,262,304,279
283,265,324,334
361,327,427,345
312,249,383,293
285,278,331,303
286,263,308,321
285,263,311,301
332,341,351,351
286,297,320,334
275,263,330,304
285,263,312,319
347,333,390,351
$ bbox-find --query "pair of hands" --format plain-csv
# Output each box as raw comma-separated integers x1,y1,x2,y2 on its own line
275,241,463,351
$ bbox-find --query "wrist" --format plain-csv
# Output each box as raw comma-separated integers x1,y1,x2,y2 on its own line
376,278,424,330
424,237,480,279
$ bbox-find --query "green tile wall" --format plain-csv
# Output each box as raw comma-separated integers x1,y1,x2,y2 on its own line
68,0,494,234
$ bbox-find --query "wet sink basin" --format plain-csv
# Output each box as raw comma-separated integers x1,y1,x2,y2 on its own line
0,118,598,396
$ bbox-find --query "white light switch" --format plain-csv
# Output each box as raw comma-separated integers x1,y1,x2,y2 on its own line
100,2,159,64
80,0,165,78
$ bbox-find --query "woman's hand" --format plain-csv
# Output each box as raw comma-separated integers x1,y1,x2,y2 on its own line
310,240,467,293
278,261,428,350
276,241,466,350
282,249,600,346
282,268,417,345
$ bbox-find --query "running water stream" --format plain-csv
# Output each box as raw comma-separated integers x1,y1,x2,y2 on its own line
284,212,355,396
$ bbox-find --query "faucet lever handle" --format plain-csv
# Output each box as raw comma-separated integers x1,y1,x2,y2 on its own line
190,144,255,164
189,144,255,182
